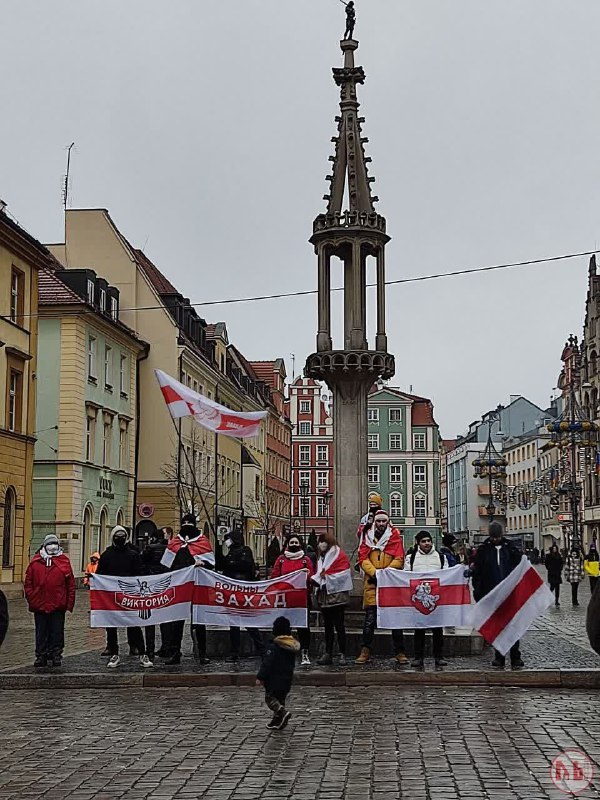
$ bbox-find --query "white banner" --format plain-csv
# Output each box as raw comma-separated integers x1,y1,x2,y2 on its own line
89,567,195,628
377,564,473,629
193,568,308,628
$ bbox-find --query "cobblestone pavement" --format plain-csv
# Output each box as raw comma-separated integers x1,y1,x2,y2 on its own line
1,686,599,799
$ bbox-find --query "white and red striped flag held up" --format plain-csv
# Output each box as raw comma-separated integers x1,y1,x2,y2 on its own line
470,556,553,655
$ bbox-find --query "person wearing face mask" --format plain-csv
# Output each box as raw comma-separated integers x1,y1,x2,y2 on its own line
564,545,585,607
271,535,315,665
356,510,407,666
218,530,264,661
311,532,352,665
404,531,448,670
96,526,149,669
24,534,76,668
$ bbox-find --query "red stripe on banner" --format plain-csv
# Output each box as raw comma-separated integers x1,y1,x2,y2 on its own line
160,385,183,405
193,583,307,613
378,584,470,607
478,567,543,644
90,582,194,611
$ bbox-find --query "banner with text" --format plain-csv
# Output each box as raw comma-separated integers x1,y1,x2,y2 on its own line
89,567,195,628
193,568,308,628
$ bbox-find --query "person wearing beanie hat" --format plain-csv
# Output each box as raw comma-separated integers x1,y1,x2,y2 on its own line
24,533,75,668
356,492,384,540
256,616,299,730
440,533,458,567
355,509,407,666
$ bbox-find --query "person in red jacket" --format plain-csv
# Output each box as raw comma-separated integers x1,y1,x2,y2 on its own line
271,534,315,665
24,534,76,668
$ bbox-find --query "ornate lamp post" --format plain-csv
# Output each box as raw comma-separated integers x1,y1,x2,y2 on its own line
472,405,508,521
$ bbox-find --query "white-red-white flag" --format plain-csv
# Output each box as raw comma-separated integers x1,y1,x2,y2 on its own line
155,369,267,439
311,546,353,594
377,564,472,629
470,556,553,655
89,566,195,628
193,568,308,628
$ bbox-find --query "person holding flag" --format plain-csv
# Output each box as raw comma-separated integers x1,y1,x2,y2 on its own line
355,510,408,665
160,513,214,665
312,532,353,665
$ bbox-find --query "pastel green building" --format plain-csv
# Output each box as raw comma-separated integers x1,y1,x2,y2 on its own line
367,388,441,547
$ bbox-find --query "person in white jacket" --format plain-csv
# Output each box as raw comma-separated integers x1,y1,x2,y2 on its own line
404,531,448,670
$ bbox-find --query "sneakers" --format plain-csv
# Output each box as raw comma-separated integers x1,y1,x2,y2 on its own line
395,652,409,666
100,648,111,657
300,650,311,666
355,647,370,664
316,653,333,666
511,658,525,670
163,652,181,665
266,713,280,729
338,654,347,666
491,657,505,669
107,655,121,668
51,655,62,668
435,658,448,668
278,711,292,730
140,655,154,668
33,656,47,668
410,658,424,669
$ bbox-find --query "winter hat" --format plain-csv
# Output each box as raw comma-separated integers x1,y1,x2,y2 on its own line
273,616,292,637
42,534,59,548
373,510,390,523
415,530,432,543
442,533,457,547
181,513,197,528
111,525,128,540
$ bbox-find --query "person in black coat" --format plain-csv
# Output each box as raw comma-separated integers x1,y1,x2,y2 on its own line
0,589,8,650
256,616,299,730
587,576,600,655
472,521,524,669
96,526,147,667
218,530,264,661
141,530,169,661
544,544,563,607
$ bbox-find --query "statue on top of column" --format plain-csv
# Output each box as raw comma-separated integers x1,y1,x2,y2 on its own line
343,1,356,40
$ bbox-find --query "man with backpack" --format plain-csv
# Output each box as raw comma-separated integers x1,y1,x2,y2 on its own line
404,531,448,670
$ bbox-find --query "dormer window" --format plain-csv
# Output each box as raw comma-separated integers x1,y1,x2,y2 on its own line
110,296,118,320
87,279,95,305
99,288,107,312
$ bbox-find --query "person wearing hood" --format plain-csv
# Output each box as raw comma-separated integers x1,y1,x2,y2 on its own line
141,528,170,661
564,544,585,607
24,534,76,668
218,530,264,661
96,526,150,669
311,532,352,666
404,531,448,670
271,535,315,665
356,509,408,666
83,552,100,587
545,544,563,606
256,616,299,730
160,513,214,665
439,534,458,567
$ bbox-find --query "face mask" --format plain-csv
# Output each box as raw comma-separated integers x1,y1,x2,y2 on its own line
114,537,127,548
45,543,59,555
318,542,328,553
288,544,301,553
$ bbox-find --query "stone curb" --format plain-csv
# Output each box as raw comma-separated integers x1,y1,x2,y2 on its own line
0,669,598,689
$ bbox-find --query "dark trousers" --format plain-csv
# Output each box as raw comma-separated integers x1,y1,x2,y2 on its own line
229,627,264,656
265,690,288,714
571,582,580,605
34,610,65,658
166,620,207,657
144,626,155,657
549,580,560,603
106,627,145,656
322,605,347,655
494,641,521,665
361,606,405,654
413,627,443,660
590,576,598,595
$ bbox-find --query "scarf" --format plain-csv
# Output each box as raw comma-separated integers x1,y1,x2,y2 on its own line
311,545,353,593
284,548,305,560
39,545,63,566
161,533,215,568
358,525,404,564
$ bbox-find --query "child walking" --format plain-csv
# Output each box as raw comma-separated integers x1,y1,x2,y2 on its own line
256,616,299,730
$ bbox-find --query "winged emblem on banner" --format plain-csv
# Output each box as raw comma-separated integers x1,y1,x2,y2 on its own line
117,576,172,620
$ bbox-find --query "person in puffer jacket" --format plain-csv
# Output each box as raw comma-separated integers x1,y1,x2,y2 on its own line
256,616,299,730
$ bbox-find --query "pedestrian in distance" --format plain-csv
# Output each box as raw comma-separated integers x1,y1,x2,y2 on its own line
83,552,100,587
404,531,448,670
355,509,408,666
544,544,563,606
24,534,76,668
312,532,352,666
472,521,524,669
584,546,599,596
439,533,458,567
256,616,299,730
96,526,150,669
141,529,170,662
564,545,585,607
271,535,315,665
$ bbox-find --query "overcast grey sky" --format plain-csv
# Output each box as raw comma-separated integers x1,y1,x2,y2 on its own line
2,1,599,436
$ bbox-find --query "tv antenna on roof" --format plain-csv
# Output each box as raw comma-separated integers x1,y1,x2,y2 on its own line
62,142,75,210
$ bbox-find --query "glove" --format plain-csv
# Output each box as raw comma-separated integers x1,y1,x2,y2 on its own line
463,569,471,579
368,575,377,586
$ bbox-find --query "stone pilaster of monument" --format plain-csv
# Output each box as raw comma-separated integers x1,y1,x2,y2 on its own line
304,29,395,556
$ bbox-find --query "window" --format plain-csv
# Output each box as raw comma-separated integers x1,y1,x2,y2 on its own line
102,417,112,466
2,487,16,568
119,355,128,395
88,336,97,380
299,445,310,465
414,496,427,517
119,422,128,470
87,279,95,305
389,434,402,450
299,471,310,488
85,412,96,461
99,288,107,313
317,445,328,464
368,465,380,483
300,498,310,517
368,434,379,450
317,496,329,517
389,408,402,424
367,408,379,423
413,465,426,484
7,367,23,432
110,296,118,320
390,465,403,484
299,422,311,436
300,401,311,413
390,493,403,518
10,268,24,326
104,345,112,388
317,471,328,488
413,433,426,450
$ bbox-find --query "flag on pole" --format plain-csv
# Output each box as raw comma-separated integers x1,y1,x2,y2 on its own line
376,564,472,629
311,545,353,594
89,566,195,628
193,568,308,628
470,556,553,655
155,369,267,439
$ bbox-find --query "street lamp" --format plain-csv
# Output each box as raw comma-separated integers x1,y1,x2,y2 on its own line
472,405,508,521
322,490,332,537
299,481,309,541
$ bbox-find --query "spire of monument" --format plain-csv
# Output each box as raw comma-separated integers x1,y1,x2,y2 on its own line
322,4,379,216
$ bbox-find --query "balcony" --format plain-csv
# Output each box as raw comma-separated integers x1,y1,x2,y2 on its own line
478,505,506,517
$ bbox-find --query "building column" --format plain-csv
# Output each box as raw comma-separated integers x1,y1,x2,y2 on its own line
317,245,332,352
376,245,387,352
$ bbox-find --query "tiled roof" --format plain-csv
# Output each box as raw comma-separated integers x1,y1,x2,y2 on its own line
38,269,82,305
441,438,457,452
133,248,179,296
411,399,437,427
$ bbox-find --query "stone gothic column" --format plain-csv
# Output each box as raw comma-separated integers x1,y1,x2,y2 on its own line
376,245,387,352
317,244,332,351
